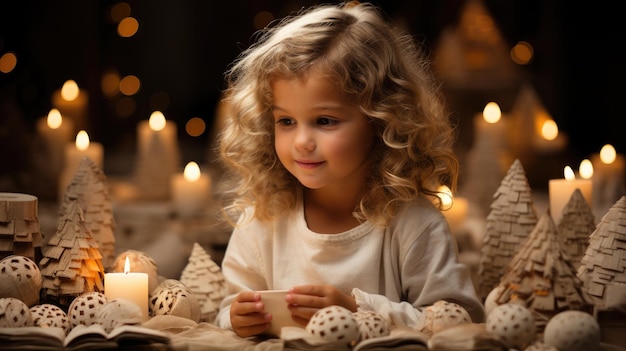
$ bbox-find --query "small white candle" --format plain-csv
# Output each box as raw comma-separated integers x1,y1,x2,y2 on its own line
591,144,625,209
549,165,593,226
51,80,89,131
437,185,468,234
104,256,149,321
171,161,211,218
474,102,508,150
532,117,568,154
36,109,75,176
59,130,104,198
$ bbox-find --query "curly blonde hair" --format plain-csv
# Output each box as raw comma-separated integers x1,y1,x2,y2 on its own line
217,1,458,227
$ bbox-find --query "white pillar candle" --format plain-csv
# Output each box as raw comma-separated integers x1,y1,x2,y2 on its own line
104,257,149,321
171,161,211,218
36,109,75,177
59,130,104,198
51,80,89,132
591,144,625,209
549,165,592,226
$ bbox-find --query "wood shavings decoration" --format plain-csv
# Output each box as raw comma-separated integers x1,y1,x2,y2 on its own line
0,255,42,307
495,211,593,332
577,196,626,313
0,192,44,262
59,156,116,269
556,189,596,268
478,159,538,299
39,200,105,309
179,242,227,323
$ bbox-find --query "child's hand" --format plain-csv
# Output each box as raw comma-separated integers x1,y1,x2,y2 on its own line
286,285,357,326
230,291,271,337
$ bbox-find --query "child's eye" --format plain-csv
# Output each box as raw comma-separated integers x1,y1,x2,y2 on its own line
276,117,294,126
317,117,338,126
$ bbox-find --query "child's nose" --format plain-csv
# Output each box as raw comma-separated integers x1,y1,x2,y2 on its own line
294,126,315,150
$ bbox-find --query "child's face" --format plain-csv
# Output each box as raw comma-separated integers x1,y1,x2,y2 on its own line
271,69,374,191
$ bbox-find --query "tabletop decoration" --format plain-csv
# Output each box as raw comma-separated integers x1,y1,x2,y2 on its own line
419,300,472,336
111,249,160,294
543,310,600,351
96,298,144,333
0,255,42,307
51,79,89,132
59,131,104,200
149,278,201,322
0,297,32,327
556,189,596,268
478,159,538,300
0,192,44,262
39,200,105,309
548,165,593,226
427,322,507,350
67,291,109,329
306,305,360,346
486,303,536,350
495,211,593,332
591,144,626,214
352,310,390,341
30,303,71,333
179,242,226,322
59,156,116,269
104,256,150,321
577,196,626,347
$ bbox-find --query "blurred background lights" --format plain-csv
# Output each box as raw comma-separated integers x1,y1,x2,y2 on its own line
101,69,121,97
541,119,559,141
511,41,533,65
600,144,617,164
61,80,80,101
185,117,206,137
579,159,593,179
0,52,17,73
253,11,275,30
117,16,139,38
110,2,131,23
119,75,141,96
482,102,501,124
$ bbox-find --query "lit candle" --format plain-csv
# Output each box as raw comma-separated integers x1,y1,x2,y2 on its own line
51,80,89,131
474,102,508,150
590,144,625,213
171,161,211,218
549,164,593,226
36,108,75,176
104,256,149,321
135,111,181,200
59,130,104,198
532,116,567,153
437,185,468,234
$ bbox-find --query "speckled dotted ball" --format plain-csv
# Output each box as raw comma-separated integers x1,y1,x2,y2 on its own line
544,310,600,351
306,305,360,346
67,291,109,328
30,303,70,333
485,303,536,350
353,310,390,341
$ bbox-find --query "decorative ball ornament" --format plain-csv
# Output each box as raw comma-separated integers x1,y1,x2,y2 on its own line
112,250,160,293
543,310,601,351
486,303,536,350
483,285,505,317
306,305,360,346
30,304,71,333
67,291,109,328
0,297,32,327
421,300,472,335
353,310,390,341
0,255,42,306
96,298,144,333
149,279,200,322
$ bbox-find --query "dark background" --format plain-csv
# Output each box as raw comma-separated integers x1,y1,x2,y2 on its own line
1,0,624,197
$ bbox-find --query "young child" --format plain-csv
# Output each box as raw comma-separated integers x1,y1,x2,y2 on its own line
214,1,484,338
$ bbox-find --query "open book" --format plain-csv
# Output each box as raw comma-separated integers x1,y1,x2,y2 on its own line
0,323,171,351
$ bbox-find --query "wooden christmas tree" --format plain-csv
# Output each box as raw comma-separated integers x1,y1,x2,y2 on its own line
577,196,626,311
557,189,596,268
59,156,116,269
495,211,593,332
478,159,538,299
39,200,105,309
179,242,227,322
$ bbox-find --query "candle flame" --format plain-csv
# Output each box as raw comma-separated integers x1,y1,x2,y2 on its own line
47,109,63,129
184,161,201,182
436,185,454,211
149,111,166,131
600,144,617,165
61,80,80,102
75,130,90,151
541,119,559,141
579,159,593,179
482,102,501,124
564,166,575,181
124,256,130,274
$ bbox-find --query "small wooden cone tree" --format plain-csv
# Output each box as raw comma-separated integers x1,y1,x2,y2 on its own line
557,189,596,268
